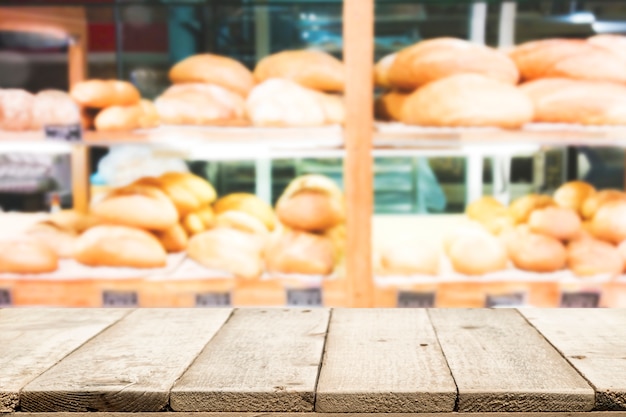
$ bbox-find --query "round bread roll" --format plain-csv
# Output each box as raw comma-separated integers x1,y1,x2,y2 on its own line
323,223,346,263
0,237,58,273
510,39,626,84
265,229,335,275
466,196,515,235
400,74,534,128
254,49,345,92
70,80,141,109
553,181,596,215
375,91,409,121
509,194,555,224
32,90,81,128
134,176,201,217
160,171,217,206
169,54,254,97
443,222,491,256
509,232,566,272
74,225,167,268
154,224,188,253
187,227,263,279
587,34,626,63
91,184,179,231
182,212,206,236
591,200,626,244
520,78,626,125
567,238,623,277
46,209,101,233
379,242,439,276
581,189,626,220
276,174,344,232
154,83,246,126
374,53,397,88
196,206,216,229
528,206,582,241
0,89,35,131
215,211,269,240
94,99,159,131
316,92,345,125
388,38,519,90
448,232,508,275
25,222,77,258
214,193,276,231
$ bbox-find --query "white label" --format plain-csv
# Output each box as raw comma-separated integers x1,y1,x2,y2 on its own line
102,291,138,307
397,291,435,308
195,292,231,307
486,292,526,308
286,288,322,307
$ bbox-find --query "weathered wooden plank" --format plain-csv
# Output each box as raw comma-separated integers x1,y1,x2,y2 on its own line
170,308,330,412
12,412,626,417
521,308,626,411
0,308,129,412
316,309,457,413
21,308,232,412
428,309,595,412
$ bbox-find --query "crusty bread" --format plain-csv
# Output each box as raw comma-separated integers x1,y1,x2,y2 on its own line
509,231,566,272
375,91,409,121
379,241,439,276
374,53,397,89
265,229,335,275
94,99,159,131
508,194,555,224
617,239,626,273
520,78,626,125
245,79,345,127
254,49,345,92
154,224,188,253
74,225,167,268
581,189,626,220
509,39,626,84
448,232,508,275
196,206,216,229
443,223,490,256
587,34,626,63
214,193,276,231
169,54,255,97
182,212,206,236
91,184,179,231
70,80,141,109
160,171,217,205
215,211,269,240
46,209,101,233
466,196,515,235
400,74,534,128
134,176,201,217
567,238,623,277
554,181,596,215
0,237,58,273
187,228,263,279
25,222,77,258
155,83,247,126
591,199,626,244
528,206,582,241
32,90,81,128
388,37,519,90
0,89,35,131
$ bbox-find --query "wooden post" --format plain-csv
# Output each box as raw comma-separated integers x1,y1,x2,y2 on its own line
343,0,374,307
71,145,90,213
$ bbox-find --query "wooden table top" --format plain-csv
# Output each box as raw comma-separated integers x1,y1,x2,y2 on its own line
1,308,625,415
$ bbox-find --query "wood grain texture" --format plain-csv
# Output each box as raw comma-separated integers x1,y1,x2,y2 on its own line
428,309,595,412
0,308,129,412
21,309,232,412
11,413,626,417
521,308,626,411
170,308,330,412
315,309,456,413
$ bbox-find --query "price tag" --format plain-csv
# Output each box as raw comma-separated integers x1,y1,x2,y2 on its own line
0,288,11,307
286,288,323,307
485,292,526,308
397,291,435,308
102,291,138,307
44,124,82,142
560,291,600,308
195,292,231,307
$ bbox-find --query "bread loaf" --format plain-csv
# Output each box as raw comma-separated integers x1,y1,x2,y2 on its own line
196,206,216,229
509,231,566,272
154,83,247,126
91,184,179,231
215,210,269,237
214,193,276,231
134,176,201,217
401,74,534,128
388,38,519,90
617,239,626,273
379,242,439,276
375,91,409,121
74,225,167,268
45,209,101,233
276,175,344,232
254,49,345,92
554,181,596,215
374,53,397,89
509,194,555,224
160,172,217,205
591,200,626,244
32,90,81,128
443,223,490,256
0,89,35,131
182,212,206,236
581,189,626,220
94,99,159,131
154,224,188,253
0,237,58,273
187,228,263,279
520,78,626,125
466,196,515,234
265,229,335,275
510,39,626,84
25,222,77,258
587,34,626,63
567,238,623,277
448,232,508,275
70,80,141,108
169,54,255,97
528,206,582,241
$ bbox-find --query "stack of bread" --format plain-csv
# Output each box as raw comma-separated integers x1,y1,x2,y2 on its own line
0,89,81,131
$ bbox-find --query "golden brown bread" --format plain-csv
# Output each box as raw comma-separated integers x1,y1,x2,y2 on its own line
520,78,626,125
154,224,188,253
0,237,59,273
91,184,179,231
70,80,141,109
400,74,534,128
508,194,555,224
508,230,566,273
265,229,335,275
443,223,490,256
567,238,623,277
254,49,345,92
466,196,516,235
154,83,247,126
134,176,201,217
276,174,345,232
213,193,276,231
388,37,519,90
46,209,101,233
160,171,217,205
617,240,626,273
379,242,439,276
168,54,255,97
581,189,626,220
509,39,626,84
74,225,167,268
182,212,206,236
94,99,159,131
553,181,596,215
587,34,626,63
590,200,626,244
215,210,269,238
528,206,582,241
448,232,508,275
374,53,397,89
0,89,35,131
187,228,263,279
32,90,81,128
375,91,409,121
25,222,77,258
196,206,216,229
